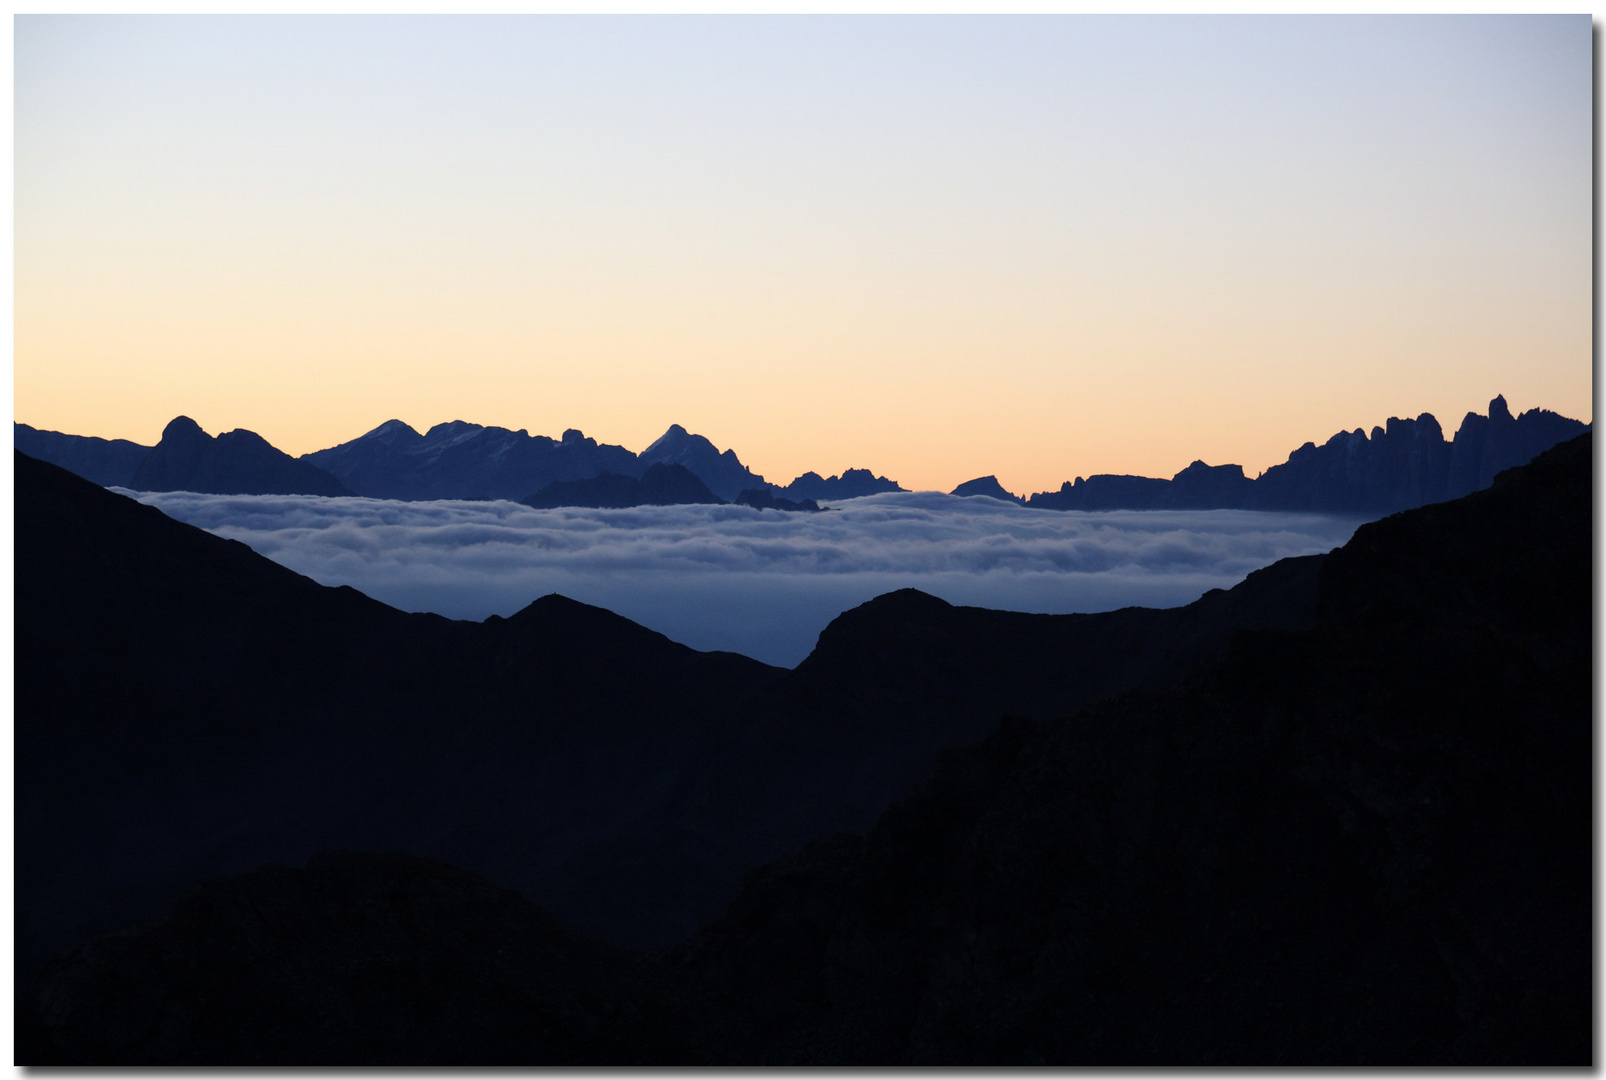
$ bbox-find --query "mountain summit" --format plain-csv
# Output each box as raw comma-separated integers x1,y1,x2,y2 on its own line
131,416,351,496
949,475,1024,503
639,424,768,501
302,421,641,501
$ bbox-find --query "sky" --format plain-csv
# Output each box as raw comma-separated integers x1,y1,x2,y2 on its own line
122,487,1362,666
15,15,1593,495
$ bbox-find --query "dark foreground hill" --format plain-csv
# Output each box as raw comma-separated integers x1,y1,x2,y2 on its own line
14,450,783,979
16,445,1340,988
666,434,1590,1065
18,433,1590,1065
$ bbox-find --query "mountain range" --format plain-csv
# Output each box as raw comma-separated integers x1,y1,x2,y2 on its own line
15,395,1585,517
16,434,1590,1064
1021,395,1585,513
13,446,1329,981
522,462,724,509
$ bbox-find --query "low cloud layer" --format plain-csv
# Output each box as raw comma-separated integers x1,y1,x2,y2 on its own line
123,489,1363,667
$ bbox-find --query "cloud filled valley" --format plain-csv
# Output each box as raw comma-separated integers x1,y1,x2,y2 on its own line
124,488,1363,666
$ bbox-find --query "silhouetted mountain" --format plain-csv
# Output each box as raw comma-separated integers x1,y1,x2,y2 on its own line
949,475,1023,503
18,852,691,1066
15,442,1334,989
639,424,767,501
14,450,782,981
1028,397,1587,514
664,433,1590,1065
303,420,642,501
1030,471,1173,510
523,462,725,508
658,553,1328,907
20,437,1589,1064
778,468,904,500
735,488,822,512
129,416,352,496
1166,459,1257,508
12,423,151,487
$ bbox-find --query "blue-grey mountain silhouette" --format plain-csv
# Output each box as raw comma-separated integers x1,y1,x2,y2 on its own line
777,468,904,501
12,422,151,487
638,424,768,502
523,462,725,509
949,475,1024,503
303,420,642,501
734,488,823,512
1165,460,1258,508
22,394,1581,514
1028,396,1586,514
131,416,352,496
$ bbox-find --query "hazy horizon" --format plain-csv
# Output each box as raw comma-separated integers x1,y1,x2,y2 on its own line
15,15,1591,495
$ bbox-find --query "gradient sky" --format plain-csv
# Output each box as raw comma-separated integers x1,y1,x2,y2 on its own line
15,15,1592,495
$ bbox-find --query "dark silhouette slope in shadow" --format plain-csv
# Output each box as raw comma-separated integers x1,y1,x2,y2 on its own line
18,433,1589,1065
17,441,1336,985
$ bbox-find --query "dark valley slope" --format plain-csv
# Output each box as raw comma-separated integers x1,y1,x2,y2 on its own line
15,449,784,978
666,433,1591,1065
19,435,1590,1065
16,444,1336,984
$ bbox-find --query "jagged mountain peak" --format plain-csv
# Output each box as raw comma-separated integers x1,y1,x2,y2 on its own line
134,416,351,497
360,419,424,443
643,423,710,456
950,475,1023,503
639,425,766,501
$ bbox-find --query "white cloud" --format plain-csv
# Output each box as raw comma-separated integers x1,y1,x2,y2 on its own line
120,489,1363,667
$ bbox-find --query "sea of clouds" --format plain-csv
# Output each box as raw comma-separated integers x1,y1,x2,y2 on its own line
121,489,1364,668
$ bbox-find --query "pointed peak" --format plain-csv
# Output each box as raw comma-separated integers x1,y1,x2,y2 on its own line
1489,394,1513,422
644,423,714,457
362,419,420,440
